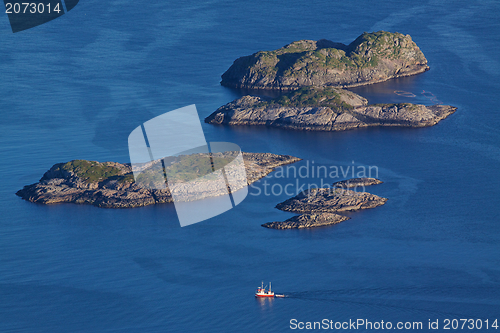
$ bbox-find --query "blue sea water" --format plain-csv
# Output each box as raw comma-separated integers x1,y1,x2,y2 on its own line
1,0,499,332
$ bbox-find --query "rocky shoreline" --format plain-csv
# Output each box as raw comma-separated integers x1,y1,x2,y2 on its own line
221,31,429,90
16,153,301,208
263,177,387,229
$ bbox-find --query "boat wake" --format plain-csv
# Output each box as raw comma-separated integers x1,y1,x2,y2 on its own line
270,287,500,318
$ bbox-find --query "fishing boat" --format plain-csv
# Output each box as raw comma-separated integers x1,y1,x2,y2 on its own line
255,281,274,297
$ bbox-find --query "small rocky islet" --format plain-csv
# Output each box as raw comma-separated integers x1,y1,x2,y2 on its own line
262,177,387,229
263,213,350,230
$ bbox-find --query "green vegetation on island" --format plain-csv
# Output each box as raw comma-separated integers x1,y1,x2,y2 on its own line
221,31,429,90
47,160,133,184
259,87,355,111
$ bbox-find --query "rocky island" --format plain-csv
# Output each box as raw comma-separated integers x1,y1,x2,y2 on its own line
262,177,387,229
332,177,383,188
205,86,456,131
16,153,301,208
221,31,429,90
262,213,350,230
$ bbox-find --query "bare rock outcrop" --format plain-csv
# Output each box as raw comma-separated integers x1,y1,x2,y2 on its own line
275,187,388,214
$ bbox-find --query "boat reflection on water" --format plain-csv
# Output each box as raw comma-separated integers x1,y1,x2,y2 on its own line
255,294,274,311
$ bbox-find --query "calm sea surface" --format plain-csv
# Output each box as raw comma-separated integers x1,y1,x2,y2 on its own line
1,1,499,332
